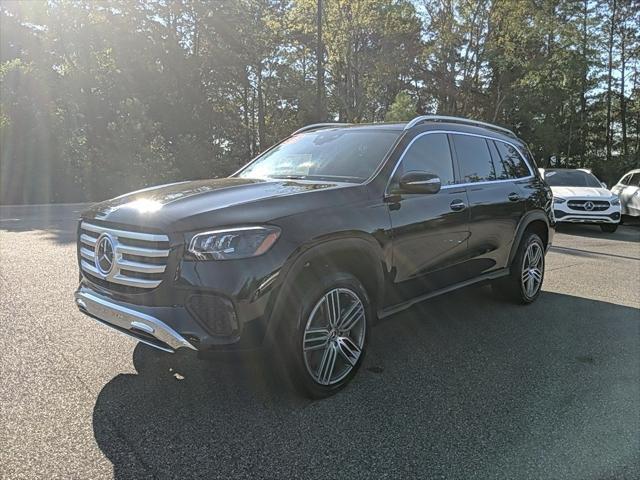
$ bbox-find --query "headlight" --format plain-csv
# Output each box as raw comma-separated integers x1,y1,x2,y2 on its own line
610,196,620,206
553,197,566,204
188,226,281,260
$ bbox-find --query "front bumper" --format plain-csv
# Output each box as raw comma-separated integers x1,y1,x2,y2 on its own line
554,205,621,224
75,289,197,353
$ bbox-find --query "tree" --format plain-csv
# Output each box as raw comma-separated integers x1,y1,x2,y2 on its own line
385,91,416,121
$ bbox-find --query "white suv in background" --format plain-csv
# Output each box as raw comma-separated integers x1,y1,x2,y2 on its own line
612,169,640,219
541,168,621,233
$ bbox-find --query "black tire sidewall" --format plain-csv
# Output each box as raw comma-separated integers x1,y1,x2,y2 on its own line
283,271,371,398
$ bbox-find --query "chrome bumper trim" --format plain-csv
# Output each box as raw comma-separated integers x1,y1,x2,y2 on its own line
75,290,197,353
557,216,618,224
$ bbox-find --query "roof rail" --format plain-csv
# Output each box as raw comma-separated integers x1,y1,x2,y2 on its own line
292,122,351,135
404,115,516,137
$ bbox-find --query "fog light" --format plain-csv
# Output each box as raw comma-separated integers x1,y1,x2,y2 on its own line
187,294,239,336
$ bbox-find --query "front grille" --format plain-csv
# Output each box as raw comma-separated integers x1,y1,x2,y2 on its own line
567,200,609,211
79,222,170,289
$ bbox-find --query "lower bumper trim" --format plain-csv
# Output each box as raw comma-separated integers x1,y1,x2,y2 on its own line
75,290,197,353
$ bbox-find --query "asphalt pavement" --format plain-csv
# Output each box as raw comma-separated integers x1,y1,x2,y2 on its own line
1,204,639,479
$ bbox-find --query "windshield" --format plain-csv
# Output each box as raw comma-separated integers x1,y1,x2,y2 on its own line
237,129,400,183
544,170,602,188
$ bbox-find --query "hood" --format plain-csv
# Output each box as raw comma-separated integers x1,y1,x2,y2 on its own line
82,177,354,230
550,186,614,199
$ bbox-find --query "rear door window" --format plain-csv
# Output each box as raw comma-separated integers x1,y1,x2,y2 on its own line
494,141,530,178
451,134,496,183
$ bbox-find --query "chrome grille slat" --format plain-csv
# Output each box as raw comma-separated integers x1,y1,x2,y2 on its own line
80,234,97,246
80,247,95,261
82,222,169,242
79,222,170,289
117,244,171,257
118,259,167,274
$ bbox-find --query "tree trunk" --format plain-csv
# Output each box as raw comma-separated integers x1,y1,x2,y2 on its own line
315,0,325,122
579,0,588,164
257,62,265,151
605,0,617,164
620,24,628,159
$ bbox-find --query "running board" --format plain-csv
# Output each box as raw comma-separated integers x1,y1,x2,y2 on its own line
378,268,510,319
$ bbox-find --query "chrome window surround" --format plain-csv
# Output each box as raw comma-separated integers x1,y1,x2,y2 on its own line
384,130,535,196
79,222,170,289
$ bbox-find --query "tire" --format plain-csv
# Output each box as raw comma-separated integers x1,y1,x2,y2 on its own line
279,271,371,399
600,224,618,233
492,231,545,304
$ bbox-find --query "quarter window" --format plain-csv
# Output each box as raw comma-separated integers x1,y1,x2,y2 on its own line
452,134,496,183
494,141,530,179
392,133,455,189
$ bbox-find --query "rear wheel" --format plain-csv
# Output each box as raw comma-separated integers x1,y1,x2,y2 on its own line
600,224,618,233
492,232,545,304
281,272,371,398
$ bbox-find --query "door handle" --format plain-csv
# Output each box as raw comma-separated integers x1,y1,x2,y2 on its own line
508,192,520,202
450,199,467,211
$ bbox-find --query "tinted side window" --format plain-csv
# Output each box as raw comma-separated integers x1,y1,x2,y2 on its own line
494,141,530,178
394,133,455,187
630,174,640,187
487,140,510,180
619,174,630,185
452,134,496,183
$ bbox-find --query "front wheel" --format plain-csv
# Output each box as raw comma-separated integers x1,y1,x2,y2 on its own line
281,272,371,398
492,232,545,304
600,223,618,233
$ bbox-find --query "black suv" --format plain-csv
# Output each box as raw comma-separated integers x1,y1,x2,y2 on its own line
75,115,554,397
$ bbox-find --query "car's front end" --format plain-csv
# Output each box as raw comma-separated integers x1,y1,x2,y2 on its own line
542,169,621,228
73,177,360,355
552,189,621,225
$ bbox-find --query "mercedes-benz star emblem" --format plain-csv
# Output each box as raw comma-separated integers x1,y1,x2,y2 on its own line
95,234,115,275
584,201,595,211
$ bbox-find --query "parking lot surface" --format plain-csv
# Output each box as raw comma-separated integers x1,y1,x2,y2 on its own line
1,204,639,479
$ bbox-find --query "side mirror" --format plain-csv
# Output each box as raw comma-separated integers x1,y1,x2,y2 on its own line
398,171,441,194
601,182,608,189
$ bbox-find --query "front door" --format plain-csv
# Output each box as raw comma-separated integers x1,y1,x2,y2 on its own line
386,132,470,303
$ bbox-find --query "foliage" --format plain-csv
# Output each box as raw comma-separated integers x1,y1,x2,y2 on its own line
0,0,638,204
385,91,417,121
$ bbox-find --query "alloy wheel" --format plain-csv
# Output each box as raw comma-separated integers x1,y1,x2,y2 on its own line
521,241,544,298
302,288,366,386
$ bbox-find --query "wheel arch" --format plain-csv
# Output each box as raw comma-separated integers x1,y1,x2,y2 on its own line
264,233,386,343
508,211,551,266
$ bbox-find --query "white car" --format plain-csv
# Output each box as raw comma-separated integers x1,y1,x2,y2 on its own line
611,169,640,218
540,168,621,232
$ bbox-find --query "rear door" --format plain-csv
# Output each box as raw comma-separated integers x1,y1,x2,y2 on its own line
386,132,470,303
449,134,528,276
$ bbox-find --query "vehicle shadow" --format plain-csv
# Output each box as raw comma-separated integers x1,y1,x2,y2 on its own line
92,287,640,480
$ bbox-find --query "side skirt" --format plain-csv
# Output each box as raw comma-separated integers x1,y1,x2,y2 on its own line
378,268,510,319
